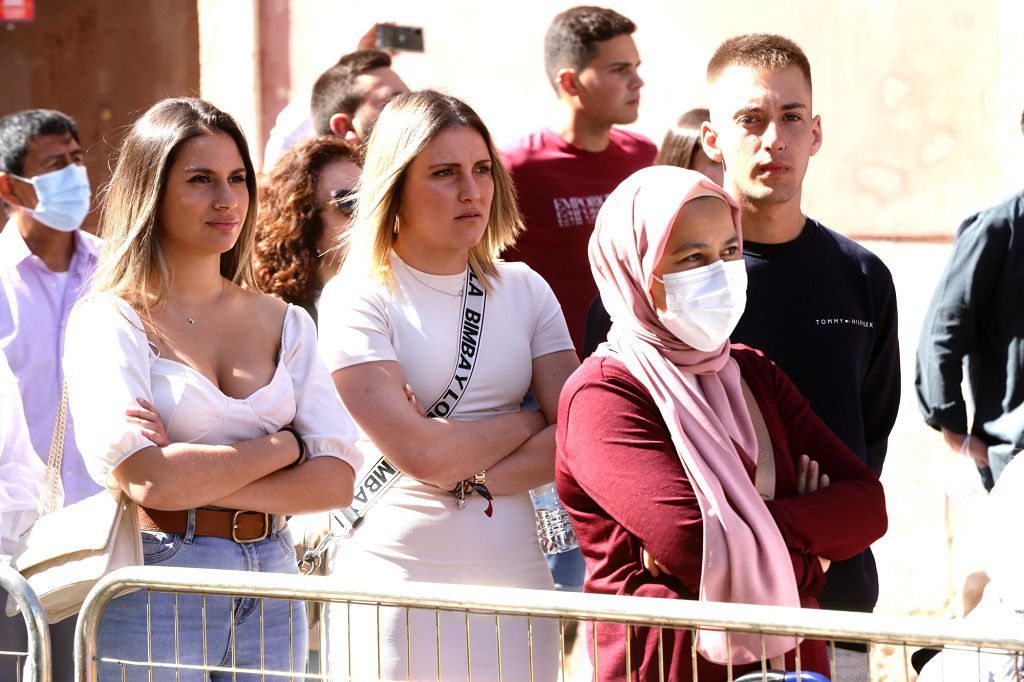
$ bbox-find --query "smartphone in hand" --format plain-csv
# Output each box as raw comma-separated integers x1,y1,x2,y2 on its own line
376,24,424,53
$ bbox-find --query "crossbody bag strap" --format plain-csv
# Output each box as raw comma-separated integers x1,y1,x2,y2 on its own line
335,268,488,534
740,378,776,502
35,381,68,519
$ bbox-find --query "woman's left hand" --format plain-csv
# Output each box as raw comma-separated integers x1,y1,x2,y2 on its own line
126,398,170,447
404,383,428,418
796,454,830,495
641,547,674,578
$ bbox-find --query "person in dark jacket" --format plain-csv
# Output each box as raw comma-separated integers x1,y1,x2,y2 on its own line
915,111,1024,487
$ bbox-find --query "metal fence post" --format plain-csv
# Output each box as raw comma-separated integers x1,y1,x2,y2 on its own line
0,564,52,682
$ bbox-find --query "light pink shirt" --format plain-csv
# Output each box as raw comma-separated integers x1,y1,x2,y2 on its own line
0,220,102,504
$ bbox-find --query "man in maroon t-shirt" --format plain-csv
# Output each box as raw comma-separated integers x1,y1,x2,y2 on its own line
502,6,657,351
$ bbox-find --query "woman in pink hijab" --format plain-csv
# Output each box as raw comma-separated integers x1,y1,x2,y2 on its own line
554,166,887,681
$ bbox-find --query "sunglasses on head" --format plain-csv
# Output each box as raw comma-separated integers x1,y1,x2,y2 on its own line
325,188,357,216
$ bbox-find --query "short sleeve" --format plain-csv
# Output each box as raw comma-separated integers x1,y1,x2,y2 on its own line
317,273,397,372
281,305,363,474
522,267,574,358
63,296,156,488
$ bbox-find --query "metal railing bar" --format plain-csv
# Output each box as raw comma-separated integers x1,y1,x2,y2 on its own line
80,567,1024,652
92,657,329,679
75,566,1024,682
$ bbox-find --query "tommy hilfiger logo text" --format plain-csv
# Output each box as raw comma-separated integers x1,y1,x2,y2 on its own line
816,318,874,328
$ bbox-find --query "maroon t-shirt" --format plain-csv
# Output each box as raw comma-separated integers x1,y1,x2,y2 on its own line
502,128,657,351
555,346,888,681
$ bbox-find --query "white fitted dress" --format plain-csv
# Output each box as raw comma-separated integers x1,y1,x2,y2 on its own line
318,253,574,681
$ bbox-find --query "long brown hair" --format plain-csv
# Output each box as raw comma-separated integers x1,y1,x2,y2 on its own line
254,136,359,309
91,98,258,315
655,108,710,169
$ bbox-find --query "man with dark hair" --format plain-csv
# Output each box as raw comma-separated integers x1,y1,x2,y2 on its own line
502,6,655,600
916,110,1024,490
264,44,408,168
0,108,100,679
503,5,656,354
310,49,407,141
701,33,900,674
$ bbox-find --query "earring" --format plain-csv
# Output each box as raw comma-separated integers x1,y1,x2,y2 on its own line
393,215,400,235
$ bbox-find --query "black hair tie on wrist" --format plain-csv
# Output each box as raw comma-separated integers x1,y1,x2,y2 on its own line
280,425,306,469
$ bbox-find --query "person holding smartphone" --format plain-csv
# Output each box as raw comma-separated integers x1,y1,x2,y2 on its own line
264,24,410,168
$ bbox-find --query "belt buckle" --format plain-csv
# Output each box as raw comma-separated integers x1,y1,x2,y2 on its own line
232,511,270,544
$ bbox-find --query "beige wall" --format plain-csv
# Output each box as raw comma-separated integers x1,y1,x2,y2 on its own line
198,0,1024,238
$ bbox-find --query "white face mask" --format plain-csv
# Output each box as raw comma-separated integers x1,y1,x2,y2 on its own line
655,259,748,351
11,164,91,232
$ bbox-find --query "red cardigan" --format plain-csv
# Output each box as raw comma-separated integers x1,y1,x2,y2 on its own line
554,346,888,681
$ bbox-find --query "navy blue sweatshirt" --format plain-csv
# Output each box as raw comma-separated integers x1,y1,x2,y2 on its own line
731,217,900,614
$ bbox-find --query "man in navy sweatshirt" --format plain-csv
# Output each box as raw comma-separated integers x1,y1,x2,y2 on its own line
701,32,900,661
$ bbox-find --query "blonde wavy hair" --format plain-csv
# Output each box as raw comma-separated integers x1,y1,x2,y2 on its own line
90,98,258,316
345,90,522,289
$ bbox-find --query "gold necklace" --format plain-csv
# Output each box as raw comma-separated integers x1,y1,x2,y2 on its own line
403,265,466,298
165,280,227,327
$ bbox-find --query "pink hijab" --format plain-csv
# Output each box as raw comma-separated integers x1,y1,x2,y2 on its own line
589,166,800,664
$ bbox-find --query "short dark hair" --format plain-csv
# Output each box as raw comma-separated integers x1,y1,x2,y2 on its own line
310,49,393,136
544,6,636,91
707,34,812,92
0,109,80,176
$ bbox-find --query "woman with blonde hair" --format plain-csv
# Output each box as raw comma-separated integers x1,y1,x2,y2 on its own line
318,90,579,680
63,97,361,679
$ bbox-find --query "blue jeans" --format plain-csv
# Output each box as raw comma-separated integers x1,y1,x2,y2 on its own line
96,517,306,681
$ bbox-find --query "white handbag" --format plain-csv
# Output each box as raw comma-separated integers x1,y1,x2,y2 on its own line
6,383,143,624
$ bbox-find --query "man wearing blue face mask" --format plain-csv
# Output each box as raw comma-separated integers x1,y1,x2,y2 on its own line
0,108,100,680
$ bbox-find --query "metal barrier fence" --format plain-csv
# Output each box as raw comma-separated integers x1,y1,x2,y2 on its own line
76,565,1024,681
0,563,52,682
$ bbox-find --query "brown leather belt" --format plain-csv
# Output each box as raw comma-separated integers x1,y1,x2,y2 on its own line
138,506,282,543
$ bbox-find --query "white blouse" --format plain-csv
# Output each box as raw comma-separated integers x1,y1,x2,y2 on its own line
64,294,362,489
0,355,44,563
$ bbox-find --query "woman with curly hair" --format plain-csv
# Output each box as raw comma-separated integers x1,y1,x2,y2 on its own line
254,136,360,322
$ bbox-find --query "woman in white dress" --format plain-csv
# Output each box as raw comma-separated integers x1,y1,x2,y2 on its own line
63,98,361,680
318,90,580,681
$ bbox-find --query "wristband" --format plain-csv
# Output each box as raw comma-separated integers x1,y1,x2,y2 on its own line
280,425,306,469
449,471,494,517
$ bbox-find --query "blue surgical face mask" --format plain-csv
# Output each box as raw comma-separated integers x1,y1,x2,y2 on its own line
11,164,91,232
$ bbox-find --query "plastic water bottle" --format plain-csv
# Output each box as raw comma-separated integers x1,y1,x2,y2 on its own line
529,483,579,554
